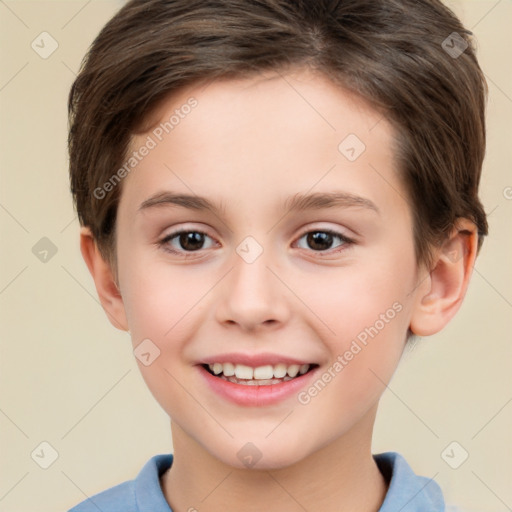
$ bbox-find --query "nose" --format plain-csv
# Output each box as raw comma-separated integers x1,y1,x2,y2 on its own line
215,249,290,332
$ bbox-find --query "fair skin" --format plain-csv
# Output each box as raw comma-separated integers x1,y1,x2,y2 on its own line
81,68,477,512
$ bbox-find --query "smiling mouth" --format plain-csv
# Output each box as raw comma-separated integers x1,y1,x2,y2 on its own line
202,362,318,386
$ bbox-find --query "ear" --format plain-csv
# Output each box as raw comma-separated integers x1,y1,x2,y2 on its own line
409,218,478,337
80,227,129,331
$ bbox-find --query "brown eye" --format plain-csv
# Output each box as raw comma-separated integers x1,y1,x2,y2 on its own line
160,230,216,254
296,230,353,252
306,232,334,251
177,232,205,251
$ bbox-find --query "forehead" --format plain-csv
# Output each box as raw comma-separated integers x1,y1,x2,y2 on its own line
121,68,405,221
138,68,388,150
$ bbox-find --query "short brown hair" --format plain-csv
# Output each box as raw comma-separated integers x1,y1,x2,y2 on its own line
68,0,488,269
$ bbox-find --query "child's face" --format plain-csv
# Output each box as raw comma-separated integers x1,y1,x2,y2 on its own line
114,69,424,468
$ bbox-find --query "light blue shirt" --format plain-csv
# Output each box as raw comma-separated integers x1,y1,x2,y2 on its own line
68,451,445,511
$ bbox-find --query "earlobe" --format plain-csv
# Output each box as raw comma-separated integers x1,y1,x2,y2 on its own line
80,227,129,331
409,219,478,337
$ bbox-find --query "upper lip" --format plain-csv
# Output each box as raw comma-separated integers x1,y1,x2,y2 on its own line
198,352,315,367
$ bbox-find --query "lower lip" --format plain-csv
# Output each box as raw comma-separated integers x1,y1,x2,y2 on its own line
197,365,319,407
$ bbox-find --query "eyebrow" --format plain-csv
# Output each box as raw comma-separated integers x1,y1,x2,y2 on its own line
138,191,379,215
139,192,224,214
284,191,379,215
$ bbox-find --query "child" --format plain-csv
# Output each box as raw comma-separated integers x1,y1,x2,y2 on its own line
67,0,488,510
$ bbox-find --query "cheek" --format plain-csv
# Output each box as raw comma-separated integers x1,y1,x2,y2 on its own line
118,252,214,405
119,249,201,341
293,287,408,445
293,250,414,398
296,254,414,342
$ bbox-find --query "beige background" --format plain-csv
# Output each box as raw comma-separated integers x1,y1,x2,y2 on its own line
0,1,511,511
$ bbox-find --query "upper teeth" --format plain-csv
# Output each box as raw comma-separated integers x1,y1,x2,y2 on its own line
208,363,310,379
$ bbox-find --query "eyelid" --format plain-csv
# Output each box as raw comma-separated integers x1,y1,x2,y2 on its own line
160,226,213,242
295,224,356,243
159,220,216,240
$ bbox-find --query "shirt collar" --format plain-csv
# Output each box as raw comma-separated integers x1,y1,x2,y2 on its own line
374,451,445,511
134,451,445,512
135,453,174,512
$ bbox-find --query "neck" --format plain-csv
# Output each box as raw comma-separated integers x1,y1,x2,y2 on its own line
161,406,388,512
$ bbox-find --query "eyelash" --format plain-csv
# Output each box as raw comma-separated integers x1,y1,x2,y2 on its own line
158,228,355,258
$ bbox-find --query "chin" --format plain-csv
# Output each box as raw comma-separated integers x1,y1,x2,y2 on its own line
204,435,312,471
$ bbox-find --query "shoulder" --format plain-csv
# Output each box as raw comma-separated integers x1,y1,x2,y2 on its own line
374,451,445,512
67,453,174,512
68,480,136,512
